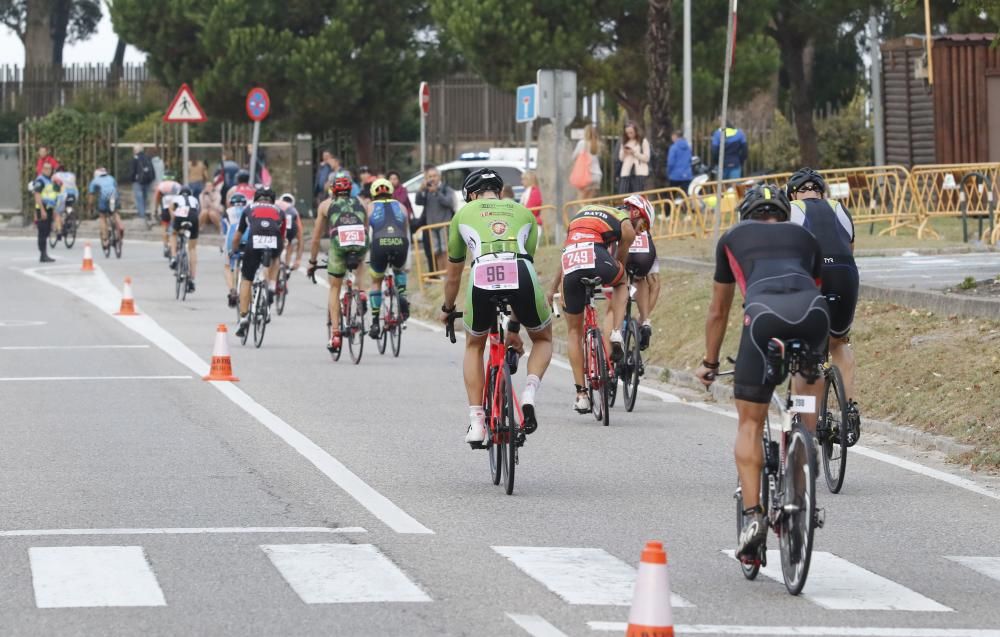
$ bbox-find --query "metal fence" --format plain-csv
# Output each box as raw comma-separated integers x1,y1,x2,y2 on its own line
1,64,165,117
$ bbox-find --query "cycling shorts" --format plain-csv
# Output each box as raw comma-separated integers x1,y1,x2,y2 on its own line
172,216,199,240
734,290,830,404
160,206,172,224
327,245,366,278
369,237,409,276
241,247,280,282
560,243,625,315
820,262,859,338
463,257,551,337
285,225,298,243
626,236,658,278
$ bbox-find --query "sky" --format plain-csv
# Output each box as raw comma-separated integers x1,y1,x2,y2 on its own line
0,11,146,66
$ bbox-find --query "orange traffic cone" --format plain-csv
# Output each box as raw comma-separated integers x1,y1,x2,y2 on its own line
626,541,675,637
114,277,139,316
202,324,239,382
81,242,95,271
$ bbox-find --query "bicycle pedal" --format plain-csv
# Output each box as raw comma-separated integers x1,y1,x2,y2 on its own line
468,441,487,450
814,508,826,529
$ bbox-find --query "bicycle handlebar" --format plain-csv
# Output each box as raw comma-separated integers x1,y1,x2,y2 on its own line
445,311,464,344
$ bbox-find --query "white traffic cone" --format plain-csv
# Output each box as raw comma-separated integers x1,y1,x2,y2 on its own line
202,323,239,381
80,242,95,271
626,541,674,637
114,277,139,315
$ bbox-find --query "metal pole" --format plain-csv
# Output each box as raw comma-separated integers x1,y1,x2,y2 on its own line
714,0,737,240
524,121,531,170
869,12,885,166
554,73,563,238
182,123,189,185
923,0,934,85
420,112,426,171
249,120,260,184
683,0,693,140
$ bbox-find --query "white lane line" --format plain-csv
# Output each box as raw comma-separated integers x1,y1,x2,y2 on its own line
588,622,1000,636
21,265,434,536
507,613,569,637
946,556,1000,583
722,550,951,611
0,344,150,350
0,375,190,381
262,543,431,604
29,546,167,608
408,320,1000,500
493,546,692,607
1,526,366,537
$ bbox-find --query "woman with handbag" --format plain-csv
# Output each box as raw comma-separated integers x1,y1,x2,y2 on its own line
570,124,603,201
617,121,650,194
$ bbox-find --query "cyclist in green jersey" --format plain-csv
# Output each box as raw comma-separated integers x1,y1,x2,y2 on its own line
438,168,553,445
308,176,369,353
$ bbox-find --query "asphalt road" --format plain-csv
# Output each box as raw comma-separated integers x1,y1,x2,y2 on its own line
857,252,1000,291
2,236,999,637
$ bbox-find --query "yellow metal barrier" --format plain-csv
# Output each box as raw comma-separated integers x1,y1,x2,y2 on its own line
530,204,558,245
411,221,452,292
907,163,1000,239
820,165,915,236
562,186,708,240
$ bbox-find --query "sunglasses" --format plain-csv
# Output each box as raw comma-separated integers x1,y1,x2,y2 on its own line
796,183,823,193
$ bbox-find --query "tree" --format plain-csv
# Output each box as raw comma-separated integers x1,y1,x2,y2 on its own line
646,0,672,187
0,0,101,66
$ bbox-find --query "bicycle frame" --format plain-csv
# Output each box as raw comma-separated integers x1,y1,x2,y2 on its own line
482,314,523,444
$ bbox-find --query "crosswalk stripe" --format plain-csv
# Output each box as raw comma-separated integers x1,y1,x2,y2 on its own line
588,622,1000,636
493,546,692,607
262,543,431,604
946,556,1000,583
723,550,951,611
29,546,166,608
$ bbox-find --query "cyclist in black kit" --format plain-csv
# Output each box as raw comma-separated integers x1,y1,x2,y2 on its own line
787,167,861,445
695,184,830,560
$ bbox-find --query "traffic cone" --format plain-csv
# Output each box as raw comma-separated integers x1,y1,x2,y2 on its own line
202,324,239,382
114,277,139,316
80,242,95,271
626,541,674,637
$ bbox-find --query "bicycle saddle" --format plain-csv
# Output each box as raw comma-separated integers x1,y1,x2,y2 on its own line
580,276,604,288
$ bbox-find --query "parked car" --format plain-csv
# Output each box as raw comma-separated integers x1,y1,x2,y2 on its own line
404,157,532,219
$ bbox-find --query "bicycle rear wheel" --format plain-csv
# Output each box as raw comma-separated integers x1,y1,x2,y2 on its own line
113,226,123,258
276,267,288,315
64,217,77,248
820,365,849,494
486,366,503,485
102,231,111,257
180,251,190,301
622,318,641,412
234,262,244,323
378,289,391,355
389,289,403,357
174,253,184,300
253,284,267,348
347,292,365,364
779,424,817,595
502,361,517,495
587,329,610,426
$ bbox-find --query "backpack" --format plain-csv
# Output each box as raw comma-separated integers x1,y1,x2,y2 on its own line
138,154,155,185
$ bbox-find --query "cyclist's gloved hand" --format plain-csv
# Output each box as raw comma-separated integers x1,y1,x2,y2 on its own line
505,329,524,356
307,260,319,283
694,359,720,388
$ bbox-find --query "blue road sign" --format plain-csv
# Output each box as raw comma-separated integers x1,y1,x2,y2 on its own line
516,84,538,123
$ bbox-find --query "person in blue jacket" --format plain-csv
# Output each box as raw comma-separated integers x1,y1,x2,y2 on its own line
667,130,693,193
711,123,748,179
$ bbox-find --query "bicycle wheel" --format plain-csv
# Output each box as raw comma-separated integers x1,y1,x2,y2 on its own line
276,268,288,315
590,329,610,426
622,318,641,412
64,217,77,248
179,251,190,301
486,366,503,486
390,294,403,357
502,361,517,495
735,440,769,580
234,262,244,323
253,284,267,348
113,226,123,258
819,365,849,494
101,232,111,257
346,292,365,364
174,255,183,300
779,424,817,595
377,289,391,355
48,228,58,249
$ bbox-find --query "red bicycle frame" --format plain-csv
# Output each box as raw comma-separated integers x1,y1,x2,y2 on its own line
481,327,523,445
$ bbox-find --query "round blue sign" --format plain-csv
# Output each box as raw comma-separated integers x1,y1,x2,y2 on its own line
245,88,270,122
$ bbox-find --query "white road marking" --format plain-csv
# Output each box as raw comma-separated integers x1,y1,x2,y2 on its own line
493,546,692,607
262,543,431,604
29,546,166,608
0,526,366,537
507,613,569,637
21,265,434,535
722,550,951,611
0,344,150,350
0,319,47,327
946,556,1000,583
0,375,190,381
588,622,1000,636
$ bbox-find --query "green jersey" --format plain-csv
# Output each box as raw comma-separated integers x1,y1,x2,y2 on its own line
447,198,539,263
326,196,368,251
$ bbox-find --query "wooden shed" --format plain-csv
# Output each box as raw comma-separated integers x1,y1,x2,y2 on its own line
881,34,1000,166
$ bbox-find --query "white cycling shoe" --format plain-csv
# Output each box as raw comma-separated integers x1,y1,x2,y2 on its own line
610,329,624,362
465,417,486,444
574,393,592,414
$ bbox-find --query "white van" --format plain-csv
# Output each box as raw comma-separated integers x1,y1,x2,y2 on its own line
404,153,536,218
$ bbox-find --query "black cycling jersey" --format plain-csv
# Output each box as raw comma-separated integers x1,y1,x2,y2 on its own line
790,198,855,264
714,220,823,299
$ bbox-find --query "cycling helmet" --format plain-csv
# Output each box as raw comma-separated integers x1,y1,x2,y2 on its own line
332,176,353,194
370,178,393,198
462,168,504,202
786,167,826,198
178,186,192,197
621,194,655,229
253,186,276,203
228,193,247,207
236,169,251,183
93,167,108,178
738,184,791,222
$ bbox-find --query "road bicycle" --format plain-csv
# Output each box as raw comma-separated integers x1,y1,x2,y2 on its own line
311,256,366,364
445,266,524,495
48,195,78,249
100,201,123,260
275,261,290,316
241,251,272,349
376,269,404,358
580,276,612,426
174,221,193,301
232,253,244,321
719,340,824,596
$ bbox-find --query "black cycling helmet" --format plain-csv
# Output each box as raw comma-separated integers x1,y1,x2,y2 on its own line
254,186,276,203
786,167,826,198
228,193,247,207
178,186,192,197
462,168,504,202
738,184,791,222
236,169,251,183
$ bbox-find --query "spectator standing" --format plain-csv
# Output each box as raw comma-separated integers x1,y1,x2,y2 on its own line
198,178,223,231
666,129,693,193
617,121,650,194
520,169,544,238
571,124,603,200
314,150,340,198
710,122,748,179
32,162,58,262
187,158,209,197
129,144,156,220
35,146,59,176
387,170,414,220
414,166,455,273
246,143,269,185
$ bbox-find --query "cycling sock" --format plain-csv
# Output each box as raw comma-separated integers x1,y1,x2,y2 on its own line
395,271,407,291
267,281,276,292
468,405,485,425
522,374,541,404
370,289,382,311
643,318,652,326
574,384,586,394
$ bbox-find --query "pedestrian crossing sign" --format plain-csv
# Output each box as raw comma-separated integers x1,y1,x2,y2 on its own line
163,84,207,123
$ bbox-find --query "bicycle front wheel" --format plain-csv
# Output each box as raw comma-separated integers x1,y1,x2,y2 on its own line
253,284,267,348
735,441,769,580
820,365,849,494
779,424,817,595
623,318,641,412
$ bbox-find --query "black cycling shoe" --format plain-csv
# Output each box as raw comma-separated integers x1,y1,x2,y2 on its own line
163,245,170,258
186,280,196,293
266,289,275,306
639,324,652,351
235,317,250,338
737,506,768,562
522,404,538,435
846,400,861,447
169,257,177,270
369,322,381,340
39,254,55,263
399,295,410,321
227,290,238,308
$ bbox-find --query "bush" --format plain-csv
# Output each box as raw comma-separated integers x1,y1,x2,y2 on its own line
816,93,873,169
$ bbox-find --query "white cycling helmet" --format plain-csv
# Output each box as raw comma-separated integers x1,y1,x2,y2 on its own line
622,194,655,228
277,192,295,210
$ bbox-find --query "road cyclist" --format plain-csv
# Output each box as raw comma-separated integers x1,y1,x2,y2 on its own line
365,178,411,340
625,224,661,351
168,187,201,294
88,167,124,257
234,187,286,340
223,192,248,308
438,168,553,445
52,166,79,246
155,172,183,258
275,192,304,313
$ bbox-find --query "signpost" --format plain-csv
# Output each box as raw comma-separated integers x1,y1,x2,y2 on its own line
515,83,537,170
163,83,207,185
537,69,577,236
419,81,430,171
245,87,270,184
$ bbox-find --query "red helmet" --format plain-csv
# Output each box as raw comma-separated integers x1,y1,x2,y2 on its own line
622,194,655,229
332,176,352,194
